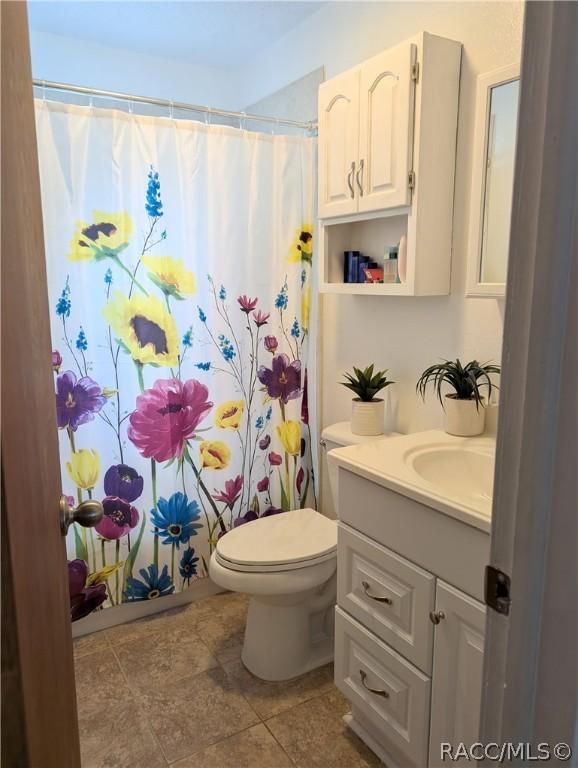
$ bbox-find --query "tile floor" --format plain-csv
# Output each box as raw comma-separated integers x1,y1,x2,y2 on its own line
74,591,382,768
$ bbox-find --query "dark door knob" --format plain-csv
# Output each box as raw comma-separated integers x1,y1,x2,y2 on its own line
60,495,104,535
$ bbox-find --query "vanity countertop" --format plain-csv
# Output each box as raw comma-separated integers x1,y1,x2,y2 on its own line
328,430,495,533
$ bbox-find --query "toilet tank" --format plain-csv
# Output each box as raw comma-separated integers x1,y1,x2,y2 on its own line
319,422,399,520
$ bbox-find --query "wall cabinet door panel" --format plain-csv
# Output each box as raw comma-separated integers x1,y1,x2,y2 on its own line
318,69,359,218
428,581,486,768
358,42,417,213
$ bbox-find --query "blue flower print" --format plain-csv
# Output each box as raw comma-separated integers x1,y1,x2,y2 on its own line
182,327,193,348
290,319,300,339
56,279,71,318
104,268,113,285
275,282,288,310
125,564,174,601
255,416,264,429
76,327,88,351
179,547,199,584
219,285,226,301
150,492,202,547
145,166,163,218
198,306,207,323
195,362,211,371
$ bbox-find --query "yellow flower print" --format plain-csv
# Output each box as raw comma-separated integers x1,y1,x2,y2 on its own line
199,440,231,470
288,224,313,264
66,449,100,490
215,400,245,430
142,255,196,299
69,211,133,262
301,286,311,332
102,291,179,367
276,420,301,456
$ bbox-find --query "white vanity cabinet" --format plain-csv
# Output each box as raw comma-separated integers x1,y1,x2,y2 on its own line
333,468,489,768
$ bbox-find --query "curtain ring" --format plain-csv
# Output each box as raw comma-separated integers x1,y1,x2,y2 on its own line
128,98,133,114
240,111,246,131
89,89,94,108
42,79,47,101
168,100,174,119
205,107,211,126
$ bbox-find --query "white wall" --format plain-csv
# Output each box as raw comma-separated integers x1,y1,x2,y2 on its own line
237,1,524,434
29,29,240,109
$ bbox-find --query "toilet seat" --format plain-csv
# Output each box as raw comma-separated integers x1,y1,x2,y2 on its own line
215,508,337,573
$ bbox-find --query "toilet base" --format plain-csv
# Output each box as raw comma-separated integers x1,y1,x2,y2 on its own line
241,585,335,681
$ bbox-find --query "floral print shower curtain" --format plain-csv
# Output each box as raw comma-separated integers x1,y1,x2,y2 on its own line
35,100,316,618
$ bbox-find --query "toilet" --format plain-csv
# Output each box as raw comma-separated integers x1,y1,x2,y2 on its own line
209,422,385,681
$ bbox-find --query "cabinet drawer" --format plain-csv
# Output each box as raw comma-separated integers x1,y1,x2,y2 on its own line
335,607,431,768
337,523,435,672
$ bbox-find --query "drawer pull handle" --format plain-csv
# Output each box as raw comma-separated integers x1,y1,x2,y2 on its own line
359,670,389,698
429,610,446,625
361,580,393,605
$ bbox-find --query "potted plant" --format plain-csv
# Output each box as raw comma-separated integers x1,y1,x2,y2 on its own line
341,364,394,436
416,358,500,436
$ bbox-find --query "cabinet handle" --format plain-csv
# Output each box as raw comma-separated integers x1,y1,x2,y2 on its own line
359,670,389,698
319,438,327,448
356,158,364,196
347,161,355,198
429,610,446,625
361,580,393,605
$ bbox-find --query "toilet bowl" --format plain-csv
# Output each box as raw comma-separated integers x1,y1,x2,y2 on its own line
209,508,337,681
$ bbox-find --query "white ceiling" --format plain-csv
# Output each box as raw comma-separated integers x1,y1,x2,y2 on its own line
27,1,325,70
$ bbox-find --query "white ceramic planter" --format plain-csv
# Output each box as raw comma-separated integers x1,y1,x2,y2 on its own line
351,398,384,436
444,395,486,437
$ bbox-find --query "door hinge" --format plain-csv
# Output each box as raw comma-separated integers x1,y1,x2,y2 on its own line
408,170,416,190
411,62,420,83
484,565,511,616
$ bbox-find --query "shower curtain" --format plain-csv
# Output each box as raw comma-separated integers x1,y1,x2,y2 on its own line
35,100,316,617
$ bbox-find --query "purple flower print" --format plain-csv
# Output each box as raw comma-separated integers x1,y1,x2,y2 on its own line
95,496,139,540
269,452,282,466
237,295,258,313
52,350,63,372
252,310,269,328
104,464,144,503
259,435,271,450
233,510,259,528
263,335,278,353
257,354,301,405
262,506,283,517
55,370,106,431
257,477,269,492
68,559,106,622
213,475,243,507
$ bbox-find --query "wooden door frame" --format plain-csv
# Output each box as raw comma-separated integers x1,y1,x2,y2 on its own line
480,0,578,749
1,2,81,765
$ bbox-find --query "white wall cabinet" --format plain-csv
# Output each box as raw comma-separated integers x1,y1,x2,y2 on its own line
318,32,462,296
333,469,489,768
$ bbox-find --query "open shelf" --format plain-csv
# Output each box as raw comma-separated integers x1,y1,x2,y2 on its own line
320,212,411,294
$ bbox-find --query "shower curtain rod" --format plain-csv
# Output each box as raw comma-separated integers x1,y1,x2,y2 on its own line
33,79,318,132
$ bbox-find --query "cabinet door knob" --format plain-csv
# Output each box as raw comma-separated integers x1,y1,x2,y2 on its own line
356,158,365,196
429,610,446,625
359,669,389,698
347,161,356,198
361,580,393,605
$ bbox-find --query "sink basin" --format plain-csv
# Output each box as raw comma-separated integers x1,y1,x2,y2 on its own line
327,430,496,532
407,446,494,505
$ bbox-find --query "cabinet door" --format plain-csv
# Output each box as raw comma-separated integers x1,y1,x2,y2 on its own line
318,68,359,218
358,42,417,213
428,582,486,768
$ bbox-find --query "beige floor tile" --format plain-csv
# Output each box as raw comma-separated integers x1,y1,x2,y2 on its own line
223,659,336,719
139,666,260,763
75,648,132,718
73,628,110,659
114,625,218,693
78,699,167,768
172,723,292,768
103,603,198,645
265,689,382,768
192,593,249,664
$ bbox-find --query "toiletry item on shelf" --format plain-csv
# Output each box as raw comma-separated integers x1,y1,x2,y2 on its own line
343,251,360,283
383,246,399,284
357,255,370,282
398,235,407,283
363,266,384,283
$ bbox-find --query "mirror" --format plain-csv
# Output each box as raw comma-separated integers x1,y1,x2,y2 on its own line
467,64,520,297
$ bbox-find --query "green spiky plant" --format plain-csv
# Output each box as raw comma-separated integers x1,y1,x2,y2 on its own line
341,364,394,402
416,359,500,410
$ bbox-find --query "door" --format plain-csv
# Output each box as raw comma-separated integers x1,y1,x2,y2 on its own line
318,67,360,218
428,582,486,768
358,42,417,213
1,2,81,766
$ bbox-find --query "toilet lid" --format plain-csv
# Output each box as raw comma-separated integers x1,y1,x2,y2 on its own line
215,508,337,570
